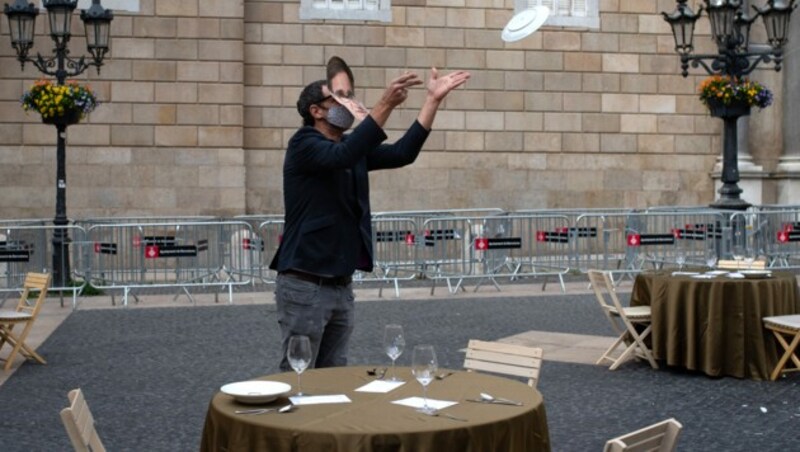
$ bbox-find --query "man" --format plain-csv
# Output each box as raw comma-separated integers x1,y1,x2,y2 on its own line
270,59,470,371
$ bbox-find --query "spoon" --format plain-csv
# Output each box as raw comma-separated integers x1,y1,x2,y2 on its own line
480,393,523,406
235,404,294,415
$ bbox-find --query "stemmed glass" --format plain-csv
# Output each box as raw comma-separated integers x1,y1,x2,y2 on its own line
732,244,745,270
287,335,312,396
383,324,405,381
411,345,438,415
705,248,717,269
675,248,687,270
743,247,757,270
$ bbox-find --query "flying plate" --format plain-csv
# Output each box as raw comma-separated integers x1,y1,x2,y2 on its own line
501,6,550,43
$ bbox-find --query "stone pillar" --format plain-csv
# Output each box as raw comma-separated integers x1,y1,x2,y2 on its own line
776,10,800,205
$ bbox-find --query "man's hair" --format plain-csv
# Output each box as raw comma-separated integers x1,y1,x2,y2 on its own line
327,56,354,88
296,80,327,127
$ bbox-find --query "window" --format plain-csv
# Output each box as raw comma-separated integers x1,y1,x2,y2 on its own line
39,1,139,12
515,0,599,29
299,0,392,23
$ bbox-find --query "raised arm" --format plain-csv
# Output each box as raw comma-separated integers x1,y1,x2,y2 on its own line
417,68,471,130
333,72,422,129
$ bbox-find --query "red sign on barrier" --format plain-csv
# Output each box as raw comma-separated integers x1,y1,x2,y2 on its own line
405,233,415,245
145,245,160,258
475,238,488,250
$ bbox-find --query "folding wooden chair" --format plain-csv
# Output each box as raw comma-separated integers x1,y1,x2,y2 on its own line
0,272,51,372
604,418,682,452
762,315,800,381
588,270,658,371
61,388,106,452
463,339,543,388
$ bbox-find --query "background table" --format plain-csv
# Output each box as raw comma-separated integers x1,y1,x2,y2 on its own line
631,271,800,380
201,366,550,452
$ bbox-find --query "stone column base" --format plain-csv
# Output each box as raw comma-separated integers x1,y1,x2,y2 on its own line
711,164,769,207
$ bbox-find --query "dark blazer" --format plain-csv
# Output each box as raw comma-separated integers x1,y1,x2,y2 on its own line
269,115,430,277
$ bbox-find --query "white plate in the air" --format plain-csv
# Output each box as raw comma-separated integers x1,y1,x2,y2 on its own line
739,270,772,279
501,6,550,42
220,381,292,404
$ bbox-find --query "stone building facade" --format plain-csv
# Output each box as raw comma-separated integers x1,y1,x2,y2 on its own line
0,0,795,219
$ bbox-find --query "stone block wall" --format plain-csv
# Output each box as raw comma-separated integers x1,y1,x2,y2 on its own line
0,0,786,218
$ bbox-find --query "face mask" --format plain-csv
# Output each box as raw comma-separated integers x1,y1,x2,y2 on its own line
326,104,355,130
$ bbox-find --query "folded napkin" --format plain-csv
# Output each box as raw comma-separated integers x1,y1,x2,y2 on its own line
726,272,745,279
392,397,457,410
355,380,406,393
671,271,700,276
690,274,716,279
289,394,351,405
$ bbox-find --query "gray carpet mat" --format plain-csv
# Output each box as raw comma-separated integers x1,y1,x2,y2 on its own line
0,294,797,451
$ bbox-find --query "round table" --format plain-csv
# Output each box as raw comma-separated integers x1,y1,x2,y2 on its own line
200,366,550,452
631,270,800,380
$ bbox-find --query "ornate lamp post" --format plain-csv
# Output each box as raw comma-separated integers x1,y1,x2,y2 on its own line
4,0,113,287
662,0,796,210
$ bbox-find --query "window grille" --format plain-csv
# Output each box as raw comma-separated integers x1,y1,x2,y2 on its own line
300,0,391,22
515,0,599,29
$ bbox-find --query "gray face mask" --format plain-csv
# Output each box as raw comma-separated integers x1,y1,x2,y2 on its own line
326,104,355,130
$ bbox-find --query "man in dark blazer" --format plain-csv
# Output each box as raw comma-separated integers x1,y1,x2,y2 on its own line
270,62,470,371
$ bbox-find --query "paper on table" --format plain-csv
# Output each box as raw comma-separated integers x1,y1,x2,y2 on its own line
391,397,457,410
726,272,745,279
355,380,406,393
706,270,729,276
289,394,352,405
672,271,700,276
690,274,716,279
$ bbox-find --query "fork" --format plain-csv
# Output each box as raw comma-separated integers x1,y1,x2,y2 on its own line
423,411,468,422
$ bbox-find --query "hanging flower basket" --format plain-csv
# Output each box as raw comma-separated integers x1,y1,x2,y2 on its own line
698,75,772,118
706,100,751,119
41,108,83,126
20,79,98,125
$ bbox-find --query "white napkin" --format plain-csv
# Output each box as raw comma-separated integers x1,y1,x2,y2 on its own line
355,380,406,393
289,394,351,405
690,274,716,279
726,272,745,279
706,270,729,276
391,397,457,410
672,271,700,276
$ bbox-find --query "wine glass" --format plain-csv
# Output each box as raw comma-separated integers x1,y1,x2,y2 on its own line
705,248,717,269
411,345,438,415
732,244,745,270
383,324,405,381
287,335,312,396
743,247,756,270
675,248,687,270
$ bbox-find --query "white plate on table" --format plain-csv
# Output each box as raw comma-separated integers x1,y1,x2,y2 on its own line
739,270,772,279
221,381,292,404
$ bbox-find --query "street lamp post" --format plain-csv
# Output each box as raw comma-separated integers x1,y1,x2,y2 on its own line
3,0,112,287
662,0,796,210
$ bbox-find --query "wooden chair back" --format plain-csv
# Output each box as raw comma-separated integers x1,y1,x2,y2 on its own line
0,272,51,371
604,418,682,452
588,270,626,333
463,339,543,388
60,388,106,452
717,259,766,270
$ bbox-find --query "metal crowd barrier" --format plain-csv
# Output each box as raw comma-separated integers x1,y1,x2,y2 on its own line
0,220,86,308
8,205,800,307
79,219,256,306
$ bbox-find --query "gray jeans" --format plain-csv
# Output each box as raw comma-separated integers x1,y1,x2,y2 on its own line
275,274,355,372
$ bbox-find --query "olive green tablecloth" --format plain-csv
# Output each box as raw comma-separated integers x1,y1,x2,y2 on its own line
631,271,800,380
200,366,550,452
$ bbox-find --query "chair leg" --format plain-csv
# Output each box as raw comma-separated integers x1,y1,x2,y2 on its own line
770,330,800,381
597,333,628,366
630,324,658,369
1,322,43,372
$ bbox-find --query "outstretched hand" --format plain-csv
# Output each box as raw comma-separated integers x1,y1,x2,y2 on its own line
381,72,423,109
426,68,471,102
